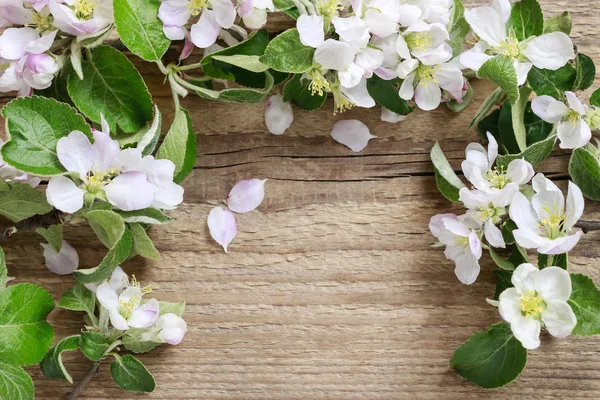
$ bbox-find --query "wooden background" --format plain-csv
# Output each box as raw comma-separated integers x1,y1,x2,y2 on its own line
4,1,600,398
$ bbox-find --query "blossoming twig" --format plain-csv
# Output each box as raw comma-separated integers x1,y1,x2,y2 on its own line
64,361,100,400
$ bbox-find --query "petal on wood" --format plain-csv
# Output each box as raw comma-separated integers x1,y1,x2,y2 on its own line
330,120,376,152
207,206,238,253
227,179,267,213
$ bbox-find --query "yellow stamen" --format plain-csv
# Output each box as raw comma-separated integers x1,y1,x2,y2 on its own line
539,203,565,239
405,32,432,52
318,0,343,17
520,290,546,319
496,37,521,58
73,0,97,20
31,12,54,32
487,166,510,189
416,64,438,86
479,204,506,223
189,0,208,16
308,69,330,97
331,84,353,114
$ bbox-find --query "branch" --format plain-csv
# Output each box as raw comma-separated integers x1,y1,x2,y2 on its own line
0,209,65,242
64,362,100,400
575,220,600,234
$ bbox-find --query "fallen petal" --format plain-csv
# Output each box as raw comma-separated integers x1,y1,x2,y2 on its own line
227,178,267,213
331,120,376,152
207,206,238,252
41,240,79,275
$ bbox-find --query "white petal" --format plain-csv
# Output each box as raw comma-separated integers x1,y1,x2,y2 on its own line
157,313,187,345
158,0,192,29
536,267,572,302
443,218,470,237
207,206,238,253
211,0,236,28
522,32,575,70
96,282,119,311
499,288,522,323
509,192,539,230
538,231,582,255
491,0,512,23
395,35,411,60
380,107,406,123
25,29,57,54
506,158,534,185
398,72,415,100
542,300,577,338
511,263,539,294
0,27,38,60
514,61,532,86
434,63,464,100
227,178,267,213
396,58,418,79
338,62,364,89
190,9,221,48
459,41,492,71
454,249,481,285
330,120,376,152
557,120,592,149
128,298,160,329
490,182,519,207
163,25,187,40
397,4,422,27
296,15,324,48
418,43,453,66
104,172,156,211
429,213,458,244
332,16,368,43
532,173,564,222
354,47,384,74
485,220,506,248
46,176,85,214
109,312,129,330
565,91,586,115
92,130,120,172
531,96,568,123
265,95,293,135
41,240,79,275
565,181,584,231
511,315,541,350
109,267,129,292
459,187,488,210
242,9,267,30
314,40,354,70
340,78,375,108
464,6,506,47
414,81,441,111
363,9,398,38
56,130,94,177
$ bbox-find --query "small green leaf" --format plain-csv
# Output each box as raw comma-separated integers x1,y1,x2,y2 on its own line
282,74,326,111
469,87,505,129
67,46,153,133
590,88,600,107
493,269,514,300
74,230,132,283
572,53,596,92
527,64,576,99
0,361,34,400
273,0,294,9
568,274,600,336
39,335,80,383
489,248,515,271
366,75,413,115
430,142,465,203
80,331,110,361
497,100,553,154
508,0,544,40
110,354,156,392
87,210,126,249
543,11,572,35
129,223,160,261
477,55,519,104
450,322,527,389
194,71,275,104
118,105,162,156
538,253,568,269
447,0,470,57
36,225,63,253
511,86,532,152
0,182,53,222
260,29,315,73
158,300,186,317
116,208,170,224
496,135,556,169
569,147,600,200
0,249,6,291
0,283,55,366
113,0,170,62
1,96,91,176
156,107,196,183
212,55,269,73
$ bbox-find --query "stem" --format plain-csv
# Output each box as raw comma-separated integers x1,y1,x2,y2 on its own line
168,74,182,108
0,209,65,242
64,362,100,400
511,86,532,152
98,306,109,335
575,220,600,233
176,61,204,72
155,59,169,75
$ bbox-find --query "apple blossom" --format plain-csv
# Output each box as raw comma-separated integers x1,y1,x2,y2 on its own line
41,240,79,275
398,60,464,110
460,0,575,85
155,313,188,345
238,0,274,30
0,0,33,26
395,21,453,66
499,263,577,349
265,94,293,135
532,92,592,149
509,174,584,255
49,0,114,36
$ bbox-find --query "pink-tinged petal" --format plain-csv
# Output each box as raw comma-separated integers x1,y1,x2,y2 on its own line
429,213,458,245
468,231,482,259
56,130,94,176
41,240,79,275
0,0,33,25
46,176,85,213
105,171,156,211
180,34,194,60
96,282,120,311
0,27,38,60
227,178,267,213
92,130,120,172
207,206,238,253
129,298,160,329
331,120,376,152
414,81,441,111
296,15,324,48
25,29,57,54
265,95,293,135
238,0,253,17
157,313,187,345
190,9,221,48
374,67,397,80
211,0,236,28
158,0,192,28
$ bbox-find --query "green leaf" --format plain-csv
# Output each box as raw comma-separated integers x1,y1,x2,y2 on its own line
493,269,514,300
260,29,315,73
1,96,91,176
0,361,34,400
366,75,413,115
508,0,544,40
509,244,529,266
573,53,596,92
568,274,600,336
446,81,473,113
430,142,465,203
450,322,527,389
282,74,326,111
156,107,196,183
477,108,501,141
543,11,572,34
87,210,126,249
538,253,568,269
110,354,156,392
118,105,162,156
0,182,53,223
74,229,132,283
116,208,170,224
447,0,470,57
67,46,153,133
497,100,553,154
469,87,504,129
496,135,556,169
273,0,294,9
158,300,186,317
194,71,275,104
129,223,160,261
0,249,6,291
511,86,532,152
113,0,170,62
80,331,110,361
212,55,269,73
590,88,600,107
527,64,576,99
58,283,96,317
489,248,515,271
0,283,55,366
35,65,74,106
36,225,63,253
39,335,80,383
569,147,600,200
477,55,519,104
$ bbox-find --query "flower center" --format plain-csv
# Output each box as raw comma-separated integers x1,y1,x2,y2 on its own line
496,37,521,58
308,69,330,96
585,107,600,130
405,32,432,52
539,204,565,239
479,204,506,223
31,12,54,32
74,0,97,19
331,83,353,114
318,0,342,18
188,0,208,16
453,235,469,249
520,290,546,319
85,168,119,194
487,166,510,189
416,64,438,86
566,109,582,124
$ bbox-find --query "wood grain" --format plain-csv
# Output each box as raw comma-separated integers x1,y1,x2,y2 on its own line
4,1,600,398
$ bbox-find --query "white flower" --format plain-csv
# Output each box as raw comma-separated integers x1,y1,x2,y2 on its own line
407,0,454,25
429,213,482,285
398,60,463,110
460,0,575,85
46,116,183,213
532,92,592,149
49,0,114,36
237,0,274,30
155,313,187,345
461,132,534,195
499,263,576,349
96,270,159,330
509,174,584,255
0,0,34,26
158,0,236,48
395,21,452,66
41,240,79,275
265,94,293,135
